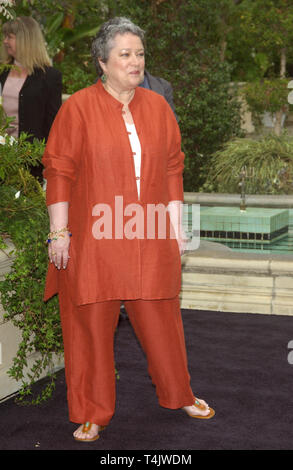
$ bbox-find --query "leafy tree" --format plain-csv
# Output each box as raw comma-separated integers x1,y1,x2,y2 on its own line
235,0,293,135
239,0,293,79
0,0,14,20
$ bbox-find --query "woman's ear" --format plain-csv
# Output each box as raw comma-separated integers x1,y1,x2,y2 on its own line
98,58,107,75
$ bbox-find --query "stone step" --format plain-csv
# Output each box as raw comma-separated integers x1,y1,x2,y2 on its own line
180,240,293,315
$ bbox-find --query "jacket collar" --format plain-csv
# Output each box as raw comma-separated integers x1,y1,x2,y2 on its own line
95,79,142,112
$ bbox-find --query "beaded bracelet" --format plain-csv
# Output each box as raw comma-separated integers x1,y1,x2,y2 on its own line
46,227,72,244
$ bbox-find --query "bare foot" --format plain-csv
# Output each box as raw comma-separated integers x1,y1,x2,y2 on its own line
73,422,101,441
182,398,212,418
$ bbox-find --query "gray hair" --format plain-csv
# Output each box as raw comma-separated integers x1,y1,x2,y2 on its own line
91,17,145,77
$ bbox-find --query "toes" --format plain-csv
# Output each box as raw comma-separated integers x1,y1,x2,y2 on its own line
193,405,209,415
73,427,84,439
197,398,209,408
73,423,100,441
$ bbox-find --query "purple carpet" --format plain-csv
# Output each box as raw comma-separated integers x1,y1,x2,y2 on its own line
1,308,293,451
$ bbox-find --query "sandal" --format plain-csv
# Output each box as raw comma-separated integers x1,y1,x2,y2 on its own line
184,397,215,419
73,422,105,442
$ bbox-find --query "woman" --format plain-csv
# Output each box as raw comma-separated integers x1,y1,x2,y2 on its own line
42,17,214,442
0,16,62,178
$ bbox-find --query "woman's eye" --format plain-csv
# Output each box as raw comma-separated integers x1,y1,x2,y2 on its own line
121,52,144,58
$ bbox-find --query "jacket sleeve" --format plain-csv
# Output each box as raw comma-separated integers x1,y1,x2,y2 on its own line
157,77,177,117
43,67,63,141
146,71,178,120
42,95,82,206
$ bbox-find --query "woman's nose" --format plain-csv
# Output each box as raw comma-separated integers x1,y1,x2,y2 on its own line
131,54,141,65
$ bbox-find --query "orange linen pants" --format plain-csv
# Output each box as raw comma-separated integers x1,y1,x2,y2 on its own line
59,290,195,426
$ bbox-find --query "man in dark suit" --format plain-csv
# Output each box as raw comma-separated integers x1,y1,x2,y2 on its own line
140,70,177,119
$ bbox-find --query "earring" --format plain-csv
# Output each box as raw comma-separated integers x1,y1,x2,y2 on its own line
101,73,107,84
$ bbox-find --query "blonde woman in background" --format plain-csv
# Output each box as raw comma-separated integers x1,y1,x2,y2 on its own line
0,16,62,178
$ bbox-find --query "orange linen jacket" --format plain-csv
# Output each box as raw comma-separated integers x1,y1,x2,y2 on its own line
43,80,184,306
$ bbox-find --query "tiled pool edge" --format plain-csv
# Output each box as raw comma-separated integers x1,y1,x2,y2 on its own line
183,192,293,208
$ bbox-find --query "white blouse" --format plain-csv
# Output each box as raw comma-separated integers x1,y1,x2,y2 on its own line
124,121,183,243
125,121,141,199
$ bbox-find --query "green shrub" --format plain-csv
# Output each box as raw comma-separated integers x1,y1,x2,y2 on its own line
0,130,62,404
202,132,293,194
244,79,289,129
174,58,243,191
57,53,96,94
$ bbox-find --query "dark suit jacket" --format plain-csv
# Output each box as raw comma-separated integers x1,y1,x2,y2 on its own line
0,66,62,142
144,70,177,119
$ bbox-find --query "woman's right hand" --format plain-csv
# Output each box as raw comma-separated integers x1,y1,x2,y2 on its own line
48,232,71,270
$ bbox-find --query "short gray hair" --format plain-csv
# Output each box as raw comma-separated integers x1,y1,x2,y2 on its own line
91,17,145,77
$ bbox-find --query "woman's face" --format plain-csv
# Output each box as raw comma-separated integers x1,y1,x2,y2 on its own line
99,33,145,93
3,33,17,58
